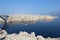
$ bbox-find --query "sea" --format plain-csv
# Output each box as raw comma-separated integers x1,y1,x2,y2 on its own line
0,14,60,38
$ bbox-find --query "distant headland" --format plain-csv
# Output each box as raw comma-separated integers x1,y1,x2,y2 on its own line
0,15,58,24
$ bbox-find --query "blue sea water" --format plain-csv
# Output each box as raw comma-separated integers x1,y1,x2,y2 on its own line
6,17,60,38
0,15,60,38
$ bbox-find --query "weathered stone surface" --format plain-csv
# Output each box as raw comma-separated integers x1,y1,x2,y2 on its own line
0,29,7,39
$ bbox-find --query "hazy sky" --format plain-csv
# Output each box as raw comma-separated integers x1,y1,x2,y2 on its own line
0,0,60,15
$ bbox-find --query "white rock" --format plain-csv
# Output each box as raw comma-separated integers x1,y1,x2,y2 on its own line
0,30,59,40
37,35,46,40
0,29,7,39
5,31,37,40
31,32,35,37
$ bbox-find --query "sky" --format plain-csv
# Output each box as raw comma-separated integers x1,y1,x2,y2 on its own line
0,0,60,15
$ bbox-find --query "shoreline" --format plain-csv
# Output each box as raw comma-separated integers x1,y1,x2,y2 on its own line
0,30,60,40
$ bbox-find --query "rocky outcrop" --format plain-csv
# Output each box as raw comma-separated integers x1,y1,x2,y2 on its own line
0,30,60,40
0,29,7,40
0,18,4,23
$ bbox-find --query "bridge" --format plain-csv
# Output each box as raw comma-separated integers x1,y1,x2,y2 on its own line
0,15,9,30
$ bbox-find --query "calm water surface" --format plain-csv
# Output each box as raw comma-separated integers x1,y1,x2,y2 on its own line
0,15,60,38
